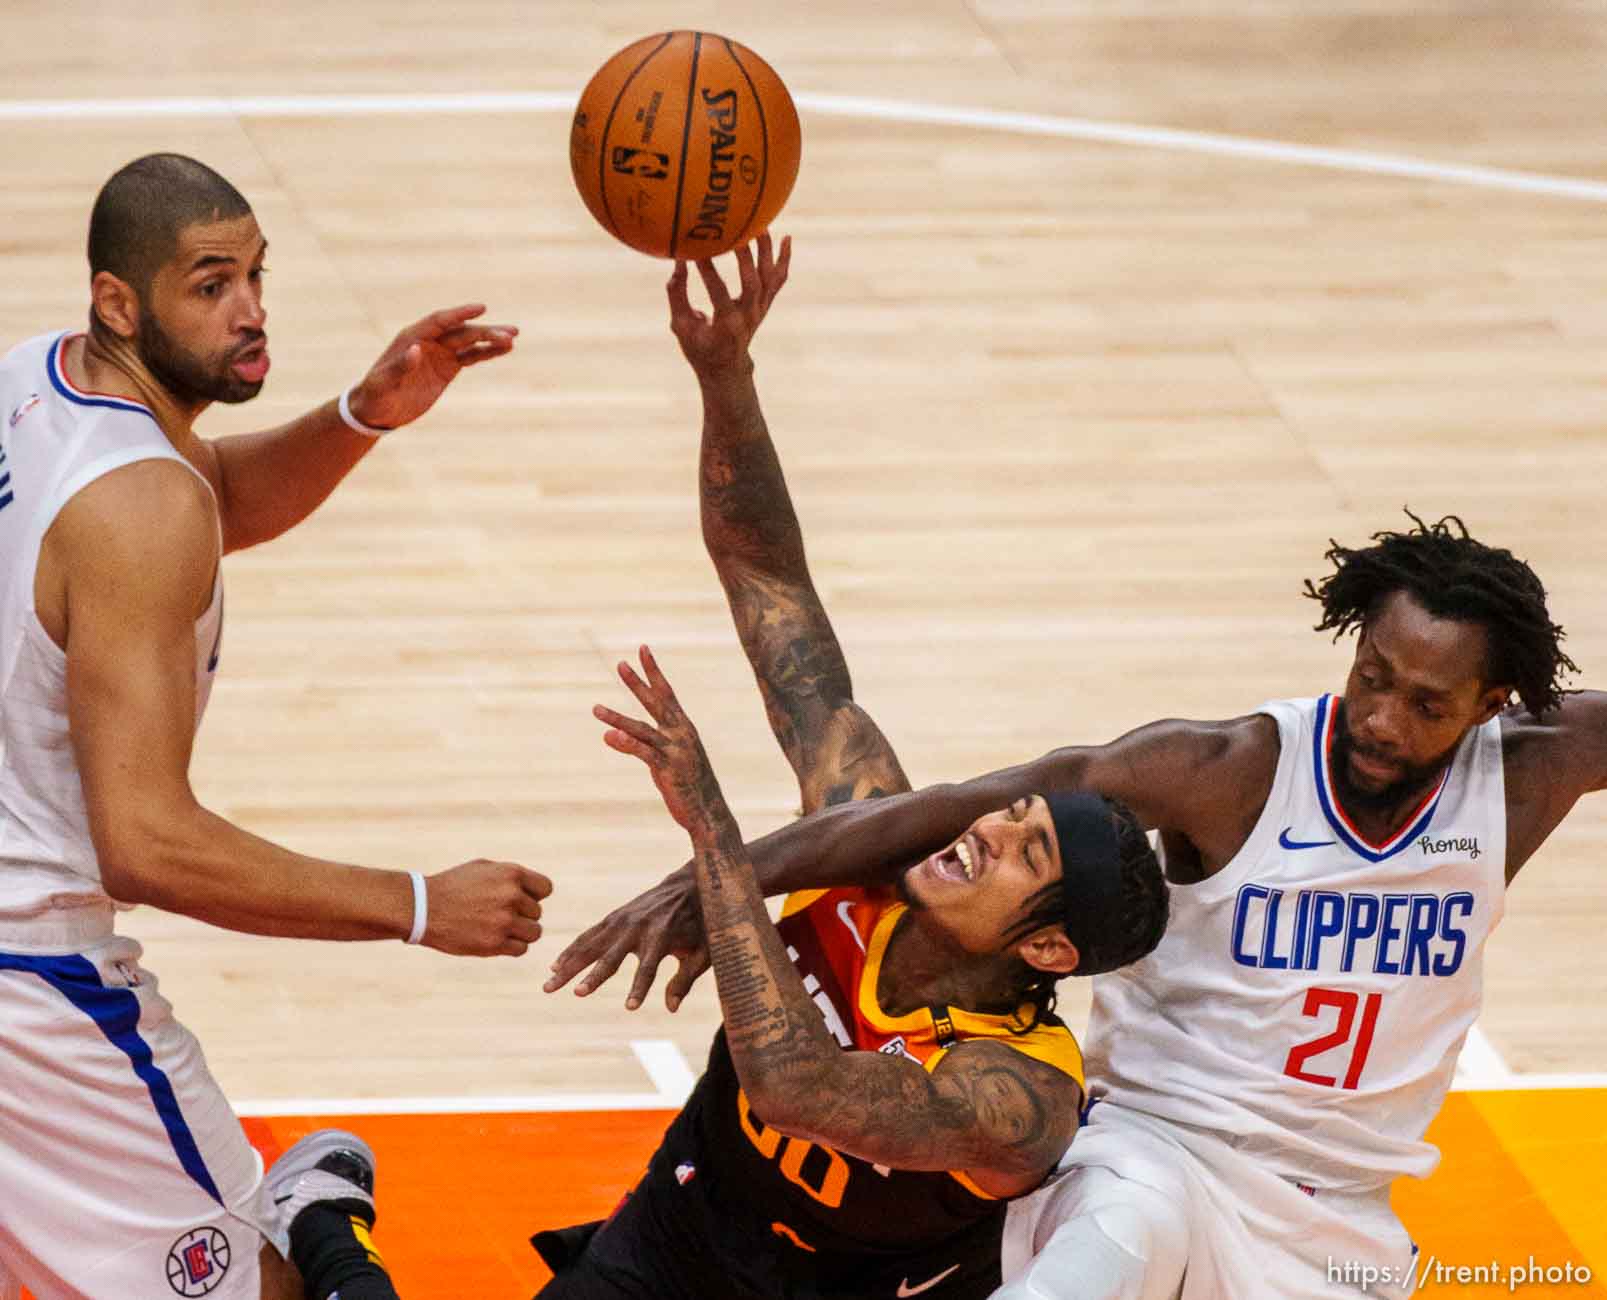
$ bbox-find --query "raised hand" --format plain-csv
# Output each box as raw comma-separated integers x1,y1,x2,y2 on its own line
346,304,518,431
592,646,732,845
668,232,792,382
420,858,551,957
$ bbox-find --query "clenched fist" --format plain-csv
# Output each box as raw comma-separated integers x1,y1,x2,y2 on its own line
420,859,552,957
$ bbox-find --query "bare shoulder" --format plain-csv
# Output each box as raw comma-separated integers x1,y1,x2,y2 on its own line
1500,695,1607,877
48,458,217,616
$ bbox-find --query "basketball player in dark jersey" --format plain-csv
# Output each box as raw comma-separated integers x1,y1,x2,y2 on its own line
530,238,1168,1300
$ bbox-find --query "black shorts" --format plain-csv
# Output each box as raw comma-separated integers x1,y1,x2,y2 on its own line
531,1128,1004,1300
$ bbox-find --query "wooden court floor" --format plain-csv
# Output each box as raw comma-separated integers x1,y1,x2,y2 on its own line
4,0,1607,1291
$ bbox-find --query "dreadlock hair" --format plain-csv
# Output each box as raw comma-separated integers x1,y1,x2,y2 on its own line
1004,798,1169,1033
87,154,253,325
1303,511,1577,718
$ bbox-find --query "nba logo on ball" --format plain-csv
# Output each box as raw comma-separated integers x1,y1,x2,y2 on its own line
166,1227,231,1296
570,31,802,258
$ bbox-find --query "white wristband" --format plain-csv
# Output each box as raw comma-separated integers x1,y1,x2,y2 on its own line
405,870,428,945
338,386,389,437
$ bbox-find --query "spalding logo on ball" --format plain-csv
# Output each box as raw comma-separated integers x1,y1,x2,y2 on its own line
570,31,801,258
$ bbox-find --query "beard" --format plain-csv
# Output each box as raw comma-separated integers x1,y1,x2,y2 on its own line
137,310,264,406
1330,699,1455,816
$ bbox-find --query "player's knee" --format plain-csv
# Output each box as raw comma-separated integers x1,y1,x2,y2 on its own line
999,1178,1187,1300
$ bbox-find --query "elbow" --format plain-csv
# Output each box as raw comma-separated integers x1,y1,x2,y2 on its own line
741,1063,834,1139
97,847,159,906
90,812,192,910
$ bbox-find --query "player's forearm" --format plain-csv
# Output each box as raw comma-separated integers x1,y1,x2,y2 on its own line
96,800,412,940
210,399,378,552
686,797,842,1119
697,363,811,583
744,762,1057,895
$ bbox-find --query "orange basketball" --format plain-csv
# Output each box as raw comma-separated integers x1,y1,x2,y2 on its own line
569,32,802,259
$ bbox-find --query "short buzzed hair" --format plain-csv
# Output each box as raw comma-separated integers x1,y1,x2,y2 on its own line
87,153,252,297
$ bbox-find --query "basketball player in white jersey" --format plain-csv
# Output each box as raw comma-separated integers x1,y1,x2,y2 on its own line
549,242,1604,1298
0,154,551,1300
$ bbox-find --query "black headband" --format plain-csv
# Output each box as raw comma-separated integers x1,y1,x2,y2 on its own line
1044,790,1125,960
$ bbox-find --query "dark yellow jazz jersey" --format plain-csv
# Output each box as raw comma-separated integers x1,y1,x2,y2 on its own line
533,886,1084,1300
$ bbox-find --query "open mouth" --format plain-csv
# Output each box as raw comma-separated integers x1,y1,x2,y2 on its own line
230,341,270,383
929,836,978,884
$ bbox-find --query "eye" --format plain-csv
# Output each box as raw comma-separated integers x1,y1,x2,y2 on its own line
249,265,268,283
198,281,221,298
1417,702,1444,722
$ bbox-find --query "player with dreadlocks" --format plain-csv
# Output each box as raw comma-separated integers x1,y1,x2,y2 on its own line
554,475,1601,1297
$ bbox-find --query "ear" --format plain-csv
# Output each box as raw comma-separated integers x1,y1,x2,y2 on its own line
90,271,141,339
1017,926,1080,977
1472,683,1513,725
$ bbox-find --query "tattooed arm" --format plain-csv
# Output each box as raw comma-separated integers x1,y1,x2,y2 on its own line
674,234,910,813
543,239,912,1009
594,648,1079,1196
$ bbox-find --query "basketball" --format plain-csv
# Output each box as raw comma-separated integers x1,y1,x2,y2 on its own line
569,32,802,259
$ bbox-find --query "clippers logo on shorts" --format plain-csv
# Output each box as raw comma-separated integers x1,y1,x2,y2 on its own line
167,1227,231,1296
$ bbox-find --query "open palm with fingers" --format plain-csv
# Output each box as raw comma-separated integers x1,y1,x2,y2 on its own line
593,647,734,850
348,304,518,430
668,232,792,380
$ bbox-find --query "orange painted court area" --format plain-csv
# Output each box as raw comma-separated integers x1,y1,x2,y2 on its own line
248,1089,1607,1296
24,1090,1601,1298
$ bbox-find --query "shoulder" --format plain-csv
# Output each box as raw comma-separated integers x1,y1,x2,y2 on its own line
1500,696,1607,865
1500,695,1607,776
1,330,66,371
53,457,217,592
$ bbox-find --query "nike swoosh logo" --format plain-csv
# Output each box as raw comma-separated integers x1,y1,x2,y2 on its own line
837,900,868,954
1279,828,1337,851
898,1264,960,1297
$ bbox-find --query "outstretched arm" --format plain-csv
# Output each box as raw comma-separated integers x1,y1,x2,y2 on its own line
547,707,1276,1006
57,460,549,957
545,240,912,1010
594,648,1076,1195
673,237,909,812
199,305,516,552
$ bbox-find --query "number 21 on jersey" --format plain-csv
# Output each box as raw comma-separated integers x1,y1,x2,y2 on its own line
1283,987,1383,1089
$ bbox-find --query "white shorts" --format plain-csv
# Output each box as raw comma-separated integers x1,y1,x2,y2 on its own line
0,933,272,1299
1000,1101,1418,1300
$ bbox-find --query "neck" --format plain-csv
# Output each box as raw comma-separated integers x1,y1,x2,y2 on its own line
77,326,208,442
878,911,1025,1018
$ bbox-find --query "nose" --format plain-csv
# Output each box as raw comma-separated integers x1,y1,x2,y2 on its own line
1358,697,1404,752
237,284,266,332
973,816,1006,859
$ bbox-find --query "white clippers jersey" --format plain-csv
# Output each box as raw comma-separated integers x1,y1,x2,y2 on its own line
1083,694,1505,1190
0,332,222,925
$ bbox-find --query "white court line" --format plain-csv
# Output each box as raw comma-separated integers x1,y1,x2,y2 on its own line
2,90,1607,203
1451,1072,1607,1093
1452,1022,1513,1088
630,1038,697,1104
233,1069,1607,1117
233,1092,677,1117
